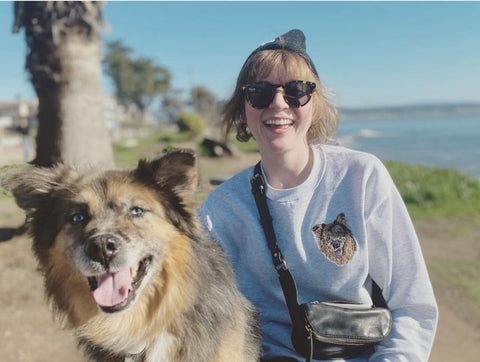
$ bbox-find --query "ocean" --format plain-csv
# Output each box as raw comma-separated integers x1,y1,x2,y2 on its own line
336,116,480,177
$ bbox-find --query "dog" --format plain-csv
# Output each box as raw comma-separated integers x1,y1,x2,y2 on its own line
312,213,357,266
2,149,259,362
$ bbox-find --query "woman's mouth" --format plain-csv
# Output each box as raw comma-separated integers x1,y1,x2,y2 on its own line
263,119,294,128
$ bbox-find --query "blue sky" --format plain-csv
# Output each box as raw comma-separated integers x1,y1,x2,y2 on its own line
0,1,479,108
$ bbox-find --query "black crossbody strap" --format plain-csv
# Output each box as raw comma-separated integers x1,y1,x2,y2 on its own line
372,278,388,308
251,163,287,271
250,162,388,311
251,162,299,319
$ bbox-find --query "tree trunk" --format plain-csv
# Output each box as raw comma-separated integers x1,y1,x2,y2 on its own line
13,2,114,167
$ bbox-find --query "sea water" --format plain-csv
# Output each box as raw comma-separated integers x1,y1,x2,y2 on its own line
336,116,480,177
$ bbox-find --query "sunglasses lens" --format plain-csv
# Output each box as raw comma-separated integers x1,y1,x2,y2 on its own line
284,81,314,107
245,83,275,109
244,81,315,109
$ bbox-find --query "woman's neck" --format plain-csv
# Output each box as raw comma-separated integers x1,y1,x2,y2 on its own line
261,145,313,189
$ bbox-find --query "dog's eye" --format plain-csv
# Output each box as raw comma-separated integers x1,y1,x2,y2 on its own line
69,212,86,225
130,206,145,217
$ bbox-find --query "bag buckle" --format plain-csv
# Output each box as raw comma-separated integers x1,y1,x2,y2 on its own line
273,252,287,272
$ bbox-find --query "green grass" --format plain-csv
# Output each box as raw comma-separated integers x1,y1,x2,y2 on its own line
158,131,197,144
113,130,206,167
0,188,9,200
385,161,480,219
112,130,171,167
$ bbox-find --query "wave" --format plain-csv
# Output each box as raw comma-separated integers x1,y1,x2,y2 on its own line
356,128,383,138
337,128,385,147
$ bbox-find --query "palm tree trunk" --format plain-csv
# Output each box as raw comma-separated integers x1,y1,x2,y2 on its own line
13,1,114,167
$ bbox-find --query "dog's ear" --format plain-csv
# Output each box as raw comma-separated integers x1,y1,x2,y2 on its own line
135,149,198,202
0,164,73,212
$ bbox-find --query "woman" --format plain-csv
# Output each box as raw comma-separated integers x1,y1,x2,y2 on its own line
199,29,438,361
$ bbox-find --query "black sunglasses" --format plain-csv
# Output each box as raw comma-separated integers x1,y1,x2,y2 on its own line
242,80,316,109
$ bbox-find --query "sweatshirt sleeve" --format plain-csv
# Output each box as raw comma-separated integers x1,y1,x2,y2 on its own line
365,164,438,361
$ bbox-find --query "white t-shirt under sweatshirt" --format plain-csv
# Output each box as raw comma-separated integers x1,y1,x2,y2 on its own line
199,144,438,361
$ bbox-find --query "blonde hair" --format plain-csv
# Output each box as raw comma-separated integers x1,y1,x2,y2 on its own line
223,49,339,143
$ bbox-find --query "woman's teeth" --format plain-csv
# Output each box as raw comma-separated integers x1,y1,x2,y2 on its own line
263,119,293,126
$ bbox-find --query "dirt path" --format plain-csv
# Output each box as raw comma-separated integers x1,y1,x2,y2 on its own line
415,219,480,361
1,155,479,361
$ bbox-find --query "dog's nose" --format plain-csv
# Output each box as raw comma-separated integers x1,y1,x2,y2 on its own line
85,234,120,267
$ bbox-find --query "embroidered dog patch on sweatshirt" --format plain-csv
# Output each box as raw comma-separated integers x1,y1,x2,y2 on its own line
312,213,357,266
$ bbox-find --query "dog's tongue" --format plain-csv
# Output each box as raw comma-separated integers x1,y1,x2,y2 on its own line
92,268,132,307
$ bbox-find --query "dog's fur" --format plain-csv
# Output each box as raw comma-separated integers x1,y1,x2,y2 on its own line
2,150,259,362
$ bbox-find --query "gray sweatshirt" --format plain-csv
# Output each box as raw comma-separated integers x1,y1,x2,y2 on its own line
199,144,438,361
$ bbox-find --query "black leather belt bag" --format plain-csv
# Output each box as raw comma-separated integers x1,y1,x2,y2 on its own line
291,300,392,360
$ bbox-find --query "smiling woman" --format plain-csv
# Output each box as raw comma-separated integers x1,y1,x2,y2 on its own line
199,29,439,361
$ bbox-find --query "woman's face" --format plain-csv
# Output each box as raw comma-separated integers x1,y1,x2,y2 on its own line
244,68,313,158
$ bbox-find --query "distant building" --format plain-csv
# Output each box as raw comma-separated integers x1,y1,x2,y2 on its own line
102,94,124,130
0,96,126,132
0,99,38,130
0,99,38,135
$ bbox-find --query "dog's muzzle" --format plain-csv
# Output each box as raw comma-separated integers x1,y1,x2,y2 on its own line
83,233,153,313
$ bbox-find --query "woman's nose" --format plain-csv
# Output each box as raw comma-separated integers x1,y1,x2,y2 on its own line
269,88,289,109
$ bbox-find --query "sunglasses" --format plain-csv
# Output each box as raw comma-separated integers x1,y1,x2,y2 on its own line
242,80,316,109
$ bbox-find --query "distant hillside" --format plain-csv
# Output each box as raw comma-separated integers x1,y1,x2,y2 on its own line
339,103,480,120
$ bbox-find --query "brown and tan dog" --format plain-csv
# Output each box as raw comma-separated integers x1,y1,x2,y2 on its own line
2,150,259,362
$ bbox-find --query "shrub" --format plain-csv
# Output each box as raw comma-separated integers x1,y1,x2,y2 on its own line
176,112,206,138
